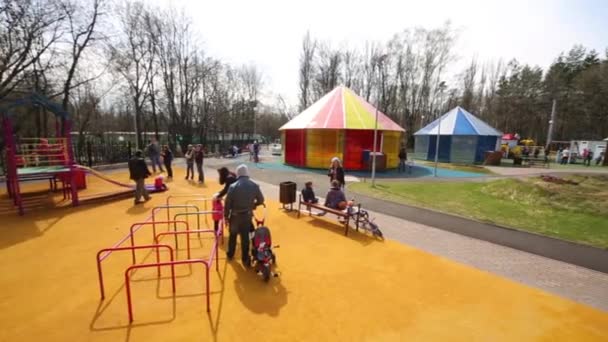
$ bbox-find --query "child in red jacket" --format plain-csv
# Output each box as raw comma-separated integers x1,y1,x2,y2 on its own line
212,198,224,234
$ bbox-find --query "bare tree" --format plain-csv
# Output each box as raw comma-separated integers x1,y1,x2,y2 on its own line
153,7,207,150
298,31,316,111
362,41,381,101
311,42,342,99
342,48,357,88
58,0,103,117
461,57,478,110
111,1,154,148
0,0,66,100
484,60,504,126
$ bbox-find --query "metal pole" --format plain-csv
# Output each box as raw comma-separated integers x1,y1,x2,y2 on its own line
371,106,379,187
253,107,256,141
133,111,139,150
546,99,556,150
433,114,442,177
371,56,386,187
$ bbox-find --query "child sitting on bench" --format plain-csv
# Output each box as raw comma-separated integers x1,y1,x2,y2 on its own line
301,181,319,204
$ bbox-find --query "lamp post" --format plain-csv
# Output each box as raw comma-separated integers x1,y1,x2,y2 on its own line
371,54,388,187
433,85,446,177
252,101,258,141
433,112,442,177
546,99,556,151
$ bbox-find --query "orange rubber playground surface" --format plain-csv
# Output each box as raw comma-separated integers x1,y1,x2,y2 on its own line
1,168,607,341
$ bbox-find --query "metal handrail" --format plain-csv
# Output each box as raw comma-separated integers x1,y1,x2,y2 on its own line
185,198,214,231
172,211,223,248
124,258,213,323
128,220,189,264
166,194,213,207
151,205,200,232
154,229,220,268
96,244,174,300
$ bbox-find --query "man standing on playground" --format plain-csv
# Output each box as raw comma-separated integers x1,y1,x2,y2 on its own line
128,150,152,204
253,140,260,163
146,138,164,173
224,164,264,266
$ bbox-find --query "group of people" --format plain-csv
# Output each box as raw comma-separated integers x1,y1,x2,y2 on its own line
556,146,604,166
126,153,373,267
300,157,353,220
127,152,355,266
221,157,350,265
145,138,174,178
581,148,602,166
228,140,261,162
522,146,544,159
126,138,174,205
129,149,266,266
127,138,206,205
145,138,206,183
184,144,206,182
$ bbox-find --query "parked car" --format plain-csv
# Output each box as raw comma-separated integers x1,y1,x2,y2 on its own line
270,142,282,155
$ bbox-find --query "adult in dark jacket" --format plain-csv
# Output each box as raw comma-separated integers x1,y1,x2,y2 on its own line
161,145,173,179
317,180,346,217
146,138,164,173
194,144,204,183
328,157,345,188
128,150,151,204
224,164,264,266
253,140,260,163
324,180,346,209
398,146,410,173
214,167,237,199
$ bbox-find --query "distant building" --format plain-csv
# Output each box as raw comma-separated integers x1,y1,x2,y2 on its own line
414,107,502,164
279,86,405,170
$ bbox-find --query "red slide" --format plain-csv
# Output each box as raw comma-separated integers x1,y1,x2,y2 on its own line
74,165,167,192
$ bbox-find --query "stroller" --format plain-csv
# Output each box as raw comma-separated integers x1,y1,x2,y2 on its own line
249,204,278,282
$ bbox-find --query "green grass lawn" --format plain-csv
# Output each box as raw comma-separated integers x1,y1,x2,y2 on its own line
350,175,608,249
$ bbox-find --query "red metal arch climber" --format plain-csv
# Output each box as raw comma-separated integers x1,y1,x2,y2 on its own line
1,93,79,215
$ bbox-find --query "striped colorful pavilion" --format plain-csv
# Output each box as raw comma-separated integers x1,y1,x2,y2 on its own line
279,86,405,170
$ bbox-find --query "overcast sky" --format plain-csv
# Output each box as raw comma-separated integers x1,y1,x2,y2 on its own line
153,0,607,105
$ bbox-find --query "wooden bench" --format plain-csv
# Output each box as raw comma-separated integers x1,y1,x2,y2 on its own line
297,194,360,236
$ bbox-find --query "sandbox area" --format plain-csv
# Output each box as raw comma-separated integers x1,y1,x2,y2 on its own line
0,168,607,341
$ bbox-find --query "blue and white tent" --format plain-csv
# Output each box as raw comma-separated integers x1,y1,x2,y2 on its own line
414,107,502,163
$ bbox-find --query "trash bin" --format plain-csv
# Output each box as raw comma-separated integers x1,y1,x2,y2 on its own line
279,181,296,210
364,152,386,171
362,150,371,163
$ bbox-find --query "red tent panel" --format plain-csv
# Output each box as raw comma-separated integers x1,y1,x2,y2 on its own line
284,129,306,166
343,130,380,170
